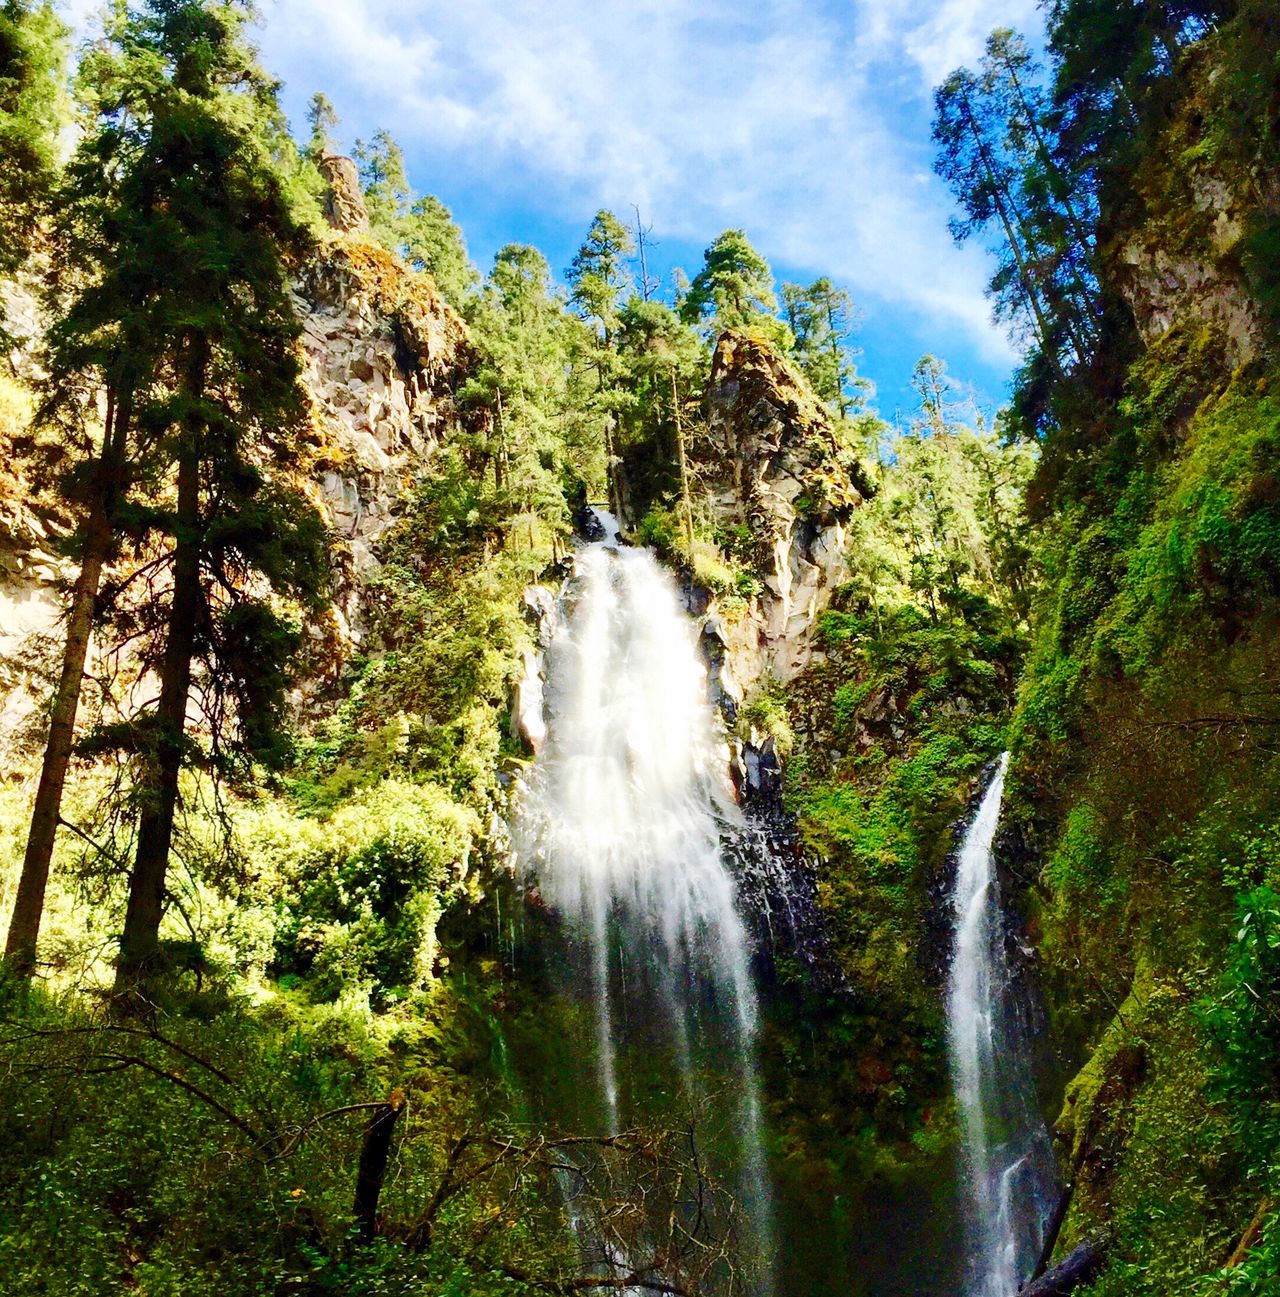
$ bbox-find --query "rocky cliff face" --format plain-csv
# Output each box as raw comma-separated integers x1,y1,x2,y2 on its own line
1115,165,1267,365
1111,48,1276,367
294,233,470,652
692,331,868,708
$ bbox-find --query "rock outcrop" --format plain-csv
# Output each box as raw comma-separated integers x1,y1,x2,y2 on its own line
1110,48,1276,368
293,234,470,647
1115,162,1266,365
693,331,869,691
317,153,370,234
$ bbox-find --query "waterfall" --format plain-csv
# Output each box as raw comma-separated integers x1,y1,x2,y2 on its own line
946,754,1054,1296
516,511,773,1286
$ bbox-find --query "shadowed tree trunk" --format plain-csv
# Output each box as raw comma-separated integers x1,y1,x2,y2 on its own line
1021,1237,1107,1296
354,1090,405,1243
115,349,206,997
6,388,130,977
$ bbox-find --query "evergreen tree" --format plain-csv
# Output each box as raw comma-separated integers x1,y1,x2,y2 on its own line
4,0,329,986
567,209,634,343
782,277,868,418
857,364,1031,626
933,66,1065,366
680,228,790,348
305,90,339,158
613,297,705,515
350,127,476,307
910,354,953,434
0,0,68,288
566,210,634,510
461,244,601,517
354,128,410,242
401,194,476,307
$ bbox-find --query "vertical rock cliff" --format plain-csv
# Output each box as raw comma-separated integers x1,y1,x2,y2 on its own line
691,331,869,722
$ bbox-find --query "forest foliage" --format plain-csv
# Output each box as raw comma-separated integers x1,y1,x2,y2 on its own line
0,0,1278,1292
931,0,1280,1289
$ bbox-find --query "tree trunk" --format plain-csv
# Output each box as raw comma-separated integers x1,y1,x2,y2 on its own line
1020,1237,1107,1297
960,98,1063,375
1224,1197,1272,1270
671,369,694,552
353,1091,405,1243
6,389,129,977
826,296,849,419
115,357,205,997
1003,59,1096,256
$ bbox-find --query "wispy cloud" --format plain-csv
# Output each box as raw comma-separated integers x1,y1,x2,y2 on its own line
248,0,1041,364
61,0,1044,367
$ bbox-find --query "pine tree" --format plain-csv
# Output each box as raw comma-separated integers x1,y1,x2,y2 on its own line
3,0,329,987
460,244,598,517
0,0,68,289
354,129,410,244
566,210,634,510
680,228,790,349
402,194,476,307
567,209,634,344
110,0,329,995
933,66,1064,365
305,90,339,158
613,297,704,514
910,354,952,435
782,277,868,418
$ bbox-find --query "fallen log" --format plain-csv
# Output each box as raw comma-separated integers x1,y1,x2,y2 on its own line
1020,1236,1107,1297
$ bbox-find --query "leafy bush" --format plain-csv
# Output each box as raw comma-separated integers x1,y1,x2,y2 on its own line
247,780,480,1004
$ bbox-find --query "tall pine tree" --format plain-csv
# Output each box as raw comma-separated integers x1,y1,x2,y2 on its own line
3,0,329,985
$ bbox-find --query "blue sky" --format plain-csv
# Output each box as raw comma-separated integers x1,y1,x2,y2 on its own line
70,0,1047,419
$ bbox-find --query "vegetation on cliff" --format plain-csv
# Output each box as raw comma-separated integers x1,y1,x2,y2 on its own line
933,1,1280,1290
0,0,1277,1292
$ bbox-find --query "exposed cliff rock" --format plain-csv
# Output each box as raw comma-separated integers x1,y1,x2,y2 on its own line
693,330,869,691
317,153,370,234
1115,167,1266,365
292,233,471,659
1111,47,1276,367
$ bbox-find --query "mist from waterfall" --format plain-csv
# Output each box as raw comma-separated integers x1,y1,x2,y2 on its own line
946,754,1055,1297
516,514,773,1287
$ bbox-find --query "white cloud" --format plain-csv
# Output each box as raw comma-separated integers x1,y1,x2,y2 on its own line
65,0,1044,366
882,0,1043,86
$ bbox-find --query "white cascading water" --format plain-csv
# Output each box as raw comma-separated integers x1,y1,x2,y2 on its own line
517,512,772,1285
946,753,1054,1296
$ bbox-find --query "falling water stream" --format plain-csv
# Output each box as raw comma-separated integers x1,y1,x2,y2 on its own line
946,754,1055,1296
516,512,773,1289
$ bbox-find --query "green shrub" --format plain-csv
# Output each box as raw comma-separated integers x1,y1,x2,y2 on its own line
247,780,480,1004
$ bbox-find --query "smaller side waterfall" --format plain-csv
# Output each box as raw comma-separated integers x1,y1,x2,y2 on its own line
946,754,1054,1296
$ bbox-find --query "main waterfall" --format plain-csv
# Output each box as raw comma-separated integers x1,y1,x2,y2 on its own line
946,755,1054,1296
516,514,773,1288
